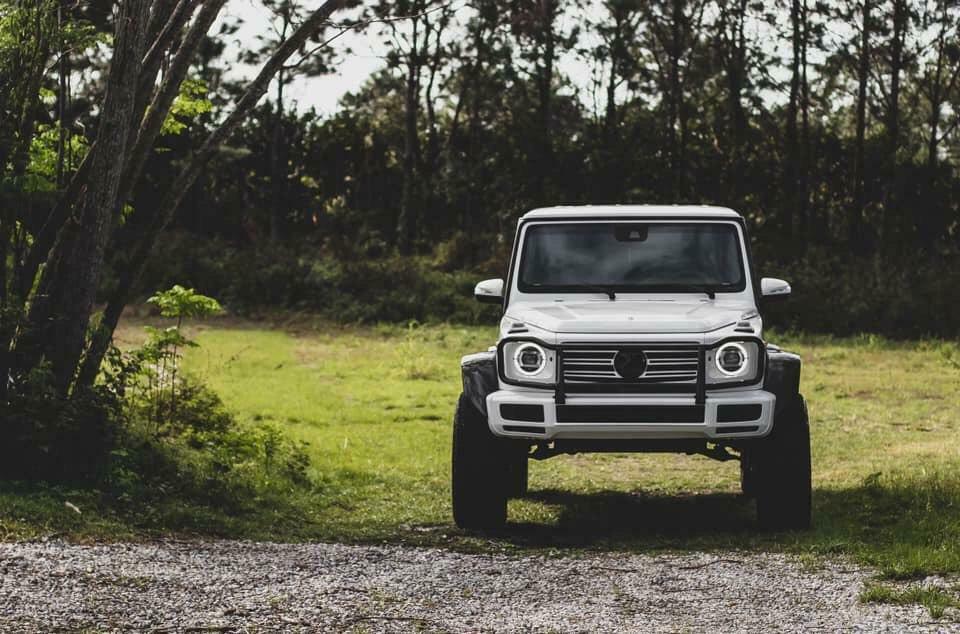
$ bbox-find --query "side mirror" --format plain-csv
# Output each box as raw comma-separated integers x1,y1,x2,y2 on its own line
474,278,504,304
760,277,791,299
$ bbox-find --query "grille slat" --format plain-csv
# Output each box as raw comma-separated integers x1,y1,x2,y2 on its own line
560,345,700,391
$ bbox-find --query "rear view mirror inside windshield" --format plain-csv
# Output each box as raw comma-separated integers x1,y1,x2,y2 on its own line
614,224,649,242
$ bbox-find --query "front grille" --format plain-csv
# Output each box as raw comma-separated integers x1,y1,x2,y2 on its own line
561,346,699,386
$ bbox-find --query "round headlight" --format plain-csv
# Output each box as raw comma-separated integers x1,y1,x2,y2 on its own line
716,343,748,376
514,343,546,376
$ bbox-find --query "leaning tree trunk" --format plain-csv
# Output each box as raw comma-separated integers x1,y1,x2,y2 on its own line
76,0,348,389
19,0,151,395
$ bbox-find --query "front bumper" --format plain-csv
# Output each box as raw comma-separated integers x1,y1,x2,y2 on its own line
486,389,775,440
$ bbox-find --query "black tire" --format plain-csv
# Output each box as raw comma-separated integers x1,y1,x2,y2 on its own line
504,445,529,498
754,395,812,530
451,394,508,529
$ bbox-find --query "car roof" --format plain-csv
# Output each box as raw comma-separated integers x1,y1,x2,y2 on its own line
521,205,742,221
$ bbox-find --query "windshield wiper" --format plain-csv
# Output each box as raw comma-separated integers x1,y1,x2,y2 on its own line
579,285,617,300
684,284,736,300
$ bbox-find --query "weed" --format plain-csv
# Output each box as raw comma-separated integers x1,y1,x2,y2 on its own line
861,582,960,620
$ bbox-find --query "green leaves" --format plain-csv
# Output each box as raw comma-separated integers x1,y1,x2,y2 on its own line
23,124,89,192
160,79,214,137
147,285,223,320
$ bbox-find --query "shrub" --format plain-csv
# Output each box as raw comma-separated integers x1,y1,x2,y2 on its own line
106,376,312,512
1,284,313,523
140,231,960,337
138,233,502,324
0,377,119,482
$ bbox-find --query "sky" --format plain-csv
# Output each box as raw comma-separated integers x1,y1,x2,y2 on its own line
215,0,799,118
217,0,385,115
216,0,606,117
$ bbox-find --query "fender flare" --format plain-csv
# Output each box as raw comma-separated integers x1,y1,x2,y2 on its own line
763,345,803,417
461,351,497,417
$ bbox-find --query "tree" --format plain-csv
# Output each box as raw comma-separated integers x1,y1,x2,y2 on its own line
369,0,454,254
872,0,915,248
76,0,352,390
240,0,336,242
509,0,581,205
19,0,152,395
850,0,872,253
784,0,812,241
0,0,352,397
642,0,708,198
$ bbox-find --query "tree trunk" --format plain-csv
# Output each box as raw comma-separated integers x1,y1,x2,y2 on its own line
668,0,685,197
20,0,151,395
270,67,286,242
270,11,291,243
850,0,870,254
117,0,227,223
784,0,800,240
77,0,348,389
798,0,810,242
881,0,906,249
397,13,421,255
535,0,555,206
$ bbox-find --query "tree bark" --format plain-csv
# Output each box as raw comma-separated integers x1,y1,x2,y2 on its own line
784,0,800,240
850,0,870,254
270,9,291,243
798,0,810,242
397,10,422,254
880,0,906,249
668,0,685,197
117,0,227,223
20,0,151,395
77,0,348,389
535,0,556,206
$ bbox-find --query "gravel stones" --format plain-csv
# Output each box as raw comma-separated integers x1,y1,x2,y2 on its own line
0,540,956,633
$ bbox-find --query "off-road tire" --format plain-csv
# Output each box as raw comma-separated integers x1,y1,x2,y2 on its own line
504,446,529,498
451,394,508,529
754,395,812,530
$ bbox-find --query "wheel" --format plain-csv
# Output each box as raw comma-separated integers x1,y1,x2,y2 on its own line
754,395,812,530
504,445,529,498
451,394,508,529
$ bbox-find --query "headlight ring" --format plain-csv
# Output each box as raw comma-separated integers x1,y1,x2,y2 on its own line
513,343,547,376
715,342,748,376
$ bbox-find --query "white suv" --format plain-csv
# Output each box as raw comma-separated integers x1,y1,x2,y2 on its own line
453,205,810,530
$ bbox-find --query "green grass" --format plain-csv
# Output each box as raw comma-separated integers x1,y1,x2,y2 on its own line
2,320,960,584
861,582,960,619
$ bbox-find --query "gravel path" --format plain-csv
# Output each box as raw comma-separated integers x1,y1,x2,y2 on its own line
0,540,956,633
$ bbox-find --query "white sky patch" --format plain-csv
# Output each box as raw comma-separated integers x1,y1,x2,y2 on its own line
212,0,870,120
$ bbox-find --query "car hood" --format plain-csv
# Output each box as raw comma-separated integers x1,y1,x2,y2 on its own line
506,301,750,334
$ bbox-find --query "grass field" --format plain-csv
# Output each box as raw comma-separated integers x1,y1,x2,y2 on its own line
2,318,960,581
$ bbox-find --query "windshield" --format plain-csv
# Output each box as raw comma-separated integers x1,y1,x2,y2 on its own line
518,222,745,293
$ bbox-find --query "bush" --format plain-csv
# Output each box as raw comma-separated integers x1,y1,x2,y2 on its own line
1,284,314,523
0,378,118,482
138,233,502,324
761,248,960,337
106,376,311,513
139,232,960,337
